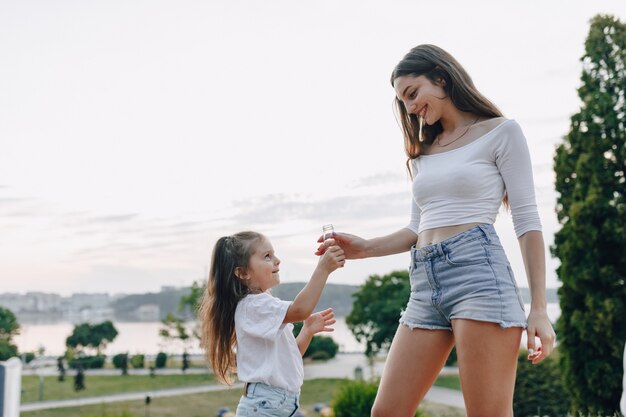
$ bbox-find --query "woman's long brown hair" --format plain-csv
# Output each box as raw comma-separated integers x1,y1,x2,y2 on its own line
390,44,504,177
390,44,509,208
198,231,262,384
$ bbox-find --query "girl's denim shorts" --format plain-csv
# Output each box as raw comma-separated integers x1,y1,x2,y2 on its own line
400,223,527,331
236,382,300,417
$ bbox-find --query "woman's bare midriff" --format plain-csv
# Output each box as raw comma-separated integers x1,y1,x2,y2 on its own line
416,222,481,249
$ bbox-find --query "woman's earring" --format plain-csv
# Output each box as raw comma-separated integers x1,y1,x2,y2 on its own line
418,117,424,142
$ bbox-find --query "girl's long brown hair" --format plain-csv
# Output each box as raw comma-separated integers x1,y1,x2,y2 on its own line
198,231,262,384
390,44,504,177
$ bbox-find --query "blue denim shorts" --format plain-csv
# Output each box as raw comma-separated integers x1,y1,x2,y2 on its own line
399,223,527,331
236,382,300,417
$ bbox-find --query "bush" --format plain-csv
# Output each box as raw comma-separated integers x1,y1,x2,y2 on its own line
513,349,569,417
445,346,457,366
22,352,36,363
0,340,18,361
292,323,339,360
130,354,145,369
69,355,106,369
155,352,167,368
112,353,128,369
305,336,338,360
331,379,424,417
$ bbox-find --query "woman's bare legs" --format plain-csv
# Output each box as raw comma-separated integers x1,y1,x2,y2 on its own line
371,324,454,417
452,319,522,417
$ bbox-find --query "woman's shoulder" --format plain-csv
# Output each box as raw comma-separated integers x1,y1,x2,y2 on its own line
480,118,526,146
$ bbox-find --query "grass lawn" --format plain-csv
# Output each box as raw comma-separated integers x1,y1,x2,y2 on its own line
21,378,465,417
433,374,461,391
21,373,214,403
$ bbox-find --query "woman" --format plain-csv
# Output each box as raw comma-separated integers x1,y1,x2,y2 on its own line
317,44,555,416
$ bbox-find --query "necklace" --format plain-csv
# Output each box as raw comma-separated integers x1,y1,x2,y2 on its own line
435,116,481,147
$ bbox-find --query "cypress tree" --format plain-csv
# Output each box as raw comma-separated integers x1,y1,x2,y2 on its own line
552,14,625,415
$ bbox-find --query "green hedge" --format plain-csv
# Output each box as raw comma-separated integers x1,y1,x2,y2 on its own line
130,354,145,369
514,349,569,417
155,352,167,368
331,379,424,417
112,353,128,369
69,355,106,369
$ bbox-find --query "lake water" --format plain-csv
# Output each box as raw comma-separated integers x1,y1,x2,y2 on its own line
14,304,561,356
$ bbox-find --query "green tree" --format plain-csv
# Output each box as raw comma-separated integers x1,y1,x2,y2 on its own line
66,321,118,355
159,312,191,352
0,307,20,340
552,14,626,416
346,270,410,357
90,321,118,355
0,307,20,360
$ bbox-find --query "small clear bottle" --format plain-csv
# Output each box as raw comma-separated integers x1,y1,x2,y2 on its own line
322,224,335,242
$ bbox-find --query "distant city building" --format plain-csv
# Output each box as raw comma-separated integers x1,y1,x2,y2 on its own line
69,293,110,309
25,292,63,312
135,304,160,321
0,292,62,313
0,293,23,313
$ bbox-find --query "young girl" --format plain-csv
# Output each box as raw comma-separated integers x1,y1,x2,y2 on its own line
199,231,345,417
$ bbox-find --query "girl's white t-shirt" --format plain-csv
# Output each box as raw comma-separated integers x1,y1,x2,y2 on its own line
234,292,303,393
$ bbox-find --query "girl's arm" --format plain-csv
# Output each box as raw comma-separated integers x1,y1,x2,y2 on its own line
295,308,335,356
284,244,344,323
518,230,556,364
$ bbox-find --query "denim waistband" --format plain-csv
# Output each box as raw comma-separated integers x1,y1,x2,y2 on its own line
245,382,300,397
411,223,496,262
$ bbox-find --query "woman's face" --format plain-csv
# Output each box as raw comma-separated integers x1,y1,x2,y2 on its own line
393,75,446,126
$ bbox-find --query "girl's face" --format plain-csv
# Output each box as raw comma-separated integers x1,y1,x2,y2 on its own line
239,238,281,292
393,75,447,126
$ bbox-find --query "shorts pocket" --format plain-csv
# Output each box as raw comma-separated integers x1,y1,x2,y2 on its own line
256,393,287,411
443,239,489,267
506,264,525,311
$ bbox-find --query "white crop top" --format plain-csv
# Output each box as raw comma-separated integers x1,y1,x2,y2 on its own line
406,119,542,238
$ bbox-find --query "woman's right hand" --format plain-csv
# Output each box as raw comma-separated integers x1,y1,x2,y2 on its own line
316,232,368,260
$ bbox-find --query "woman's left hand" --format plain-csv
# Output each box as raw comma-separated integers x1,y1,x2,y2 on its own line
526,308,556,364
303,308,336,335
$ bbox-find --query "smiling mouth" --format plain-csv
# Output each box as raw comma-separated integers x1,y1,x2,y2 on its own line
419,105,428,119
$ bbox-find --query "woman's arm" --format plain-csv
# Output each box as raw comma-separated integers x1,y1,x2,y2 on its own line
518,230,556,364
316,227,417,259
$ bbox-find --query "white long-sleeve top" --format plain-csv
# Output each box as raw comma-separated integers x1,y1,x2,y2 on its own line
407,119,542,238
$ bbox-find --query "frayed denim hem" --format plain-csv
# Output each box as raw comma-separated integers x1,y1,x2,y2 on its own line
449,315,528,330
399,318,452,331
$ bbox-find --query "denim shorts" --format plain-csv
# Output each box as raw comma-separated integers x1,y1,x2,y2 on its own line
235,382,300,417
399,223,527,331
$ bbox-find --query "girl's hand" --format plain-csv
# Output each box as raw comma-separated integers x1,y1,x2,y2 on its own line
318,239,346,272
315,232,368,260
303,308,336,335
526,308,556,364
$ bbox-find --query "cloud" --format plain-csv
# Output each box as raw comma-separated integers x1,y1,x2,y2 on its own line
231,190,408,226
347,171,407,188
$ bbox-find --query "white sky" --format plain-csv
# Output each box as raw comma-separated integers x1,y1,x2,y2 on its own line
1,0,625,296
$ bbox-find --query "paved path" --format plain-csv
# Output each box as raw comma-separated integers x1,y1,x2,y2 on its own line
21,353,464,412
